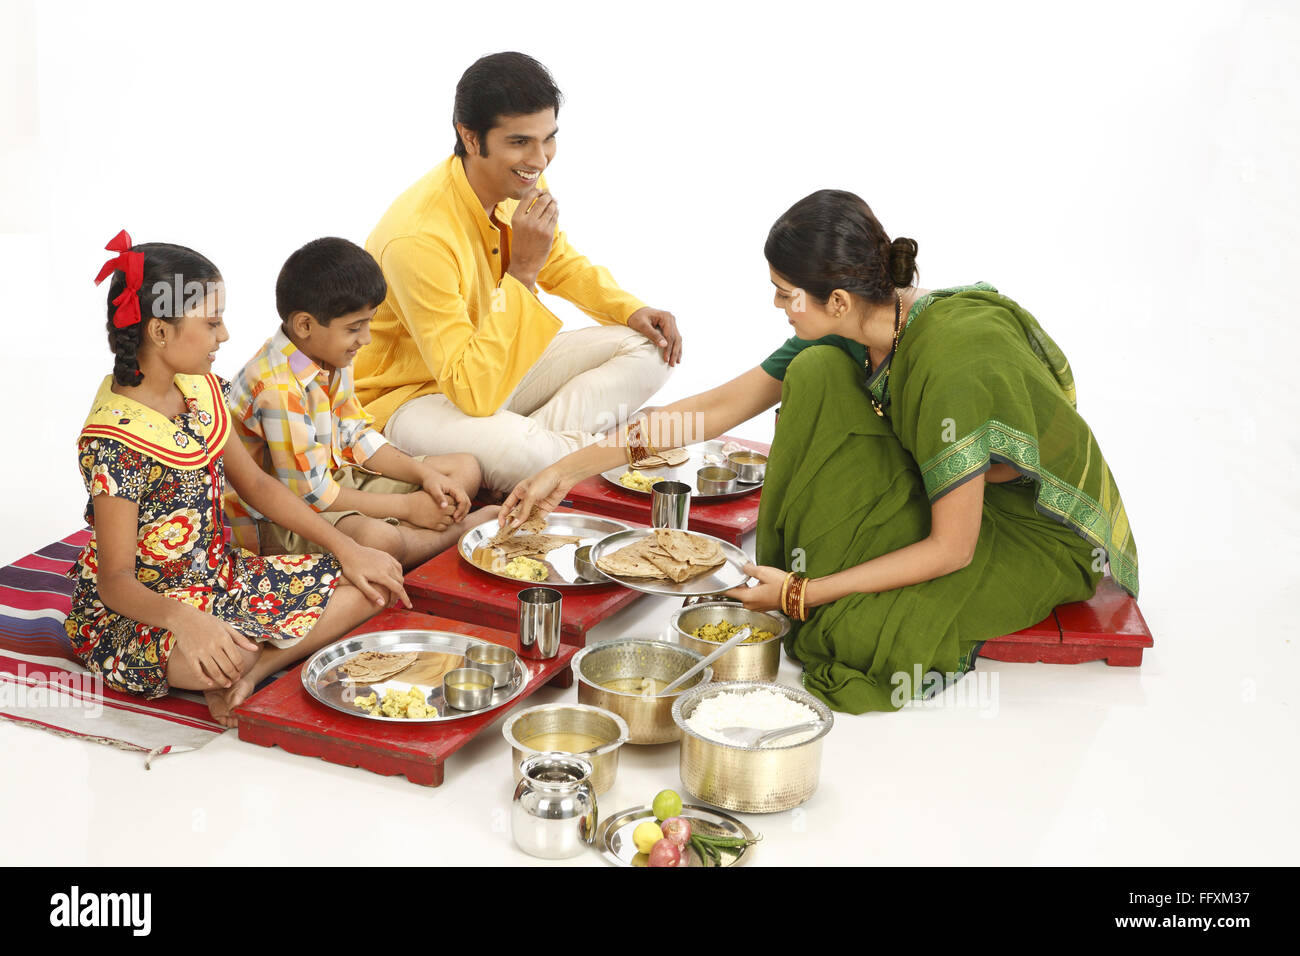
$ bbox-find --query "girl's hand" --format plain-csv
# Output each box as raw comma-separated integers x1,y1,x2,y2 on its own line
722,563,787,612
420,469,471,522
177,610,259,688
339,543,412,609
500,465,572,531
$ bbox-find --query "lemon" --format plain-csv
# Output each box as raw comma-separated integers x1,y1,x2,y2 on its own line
633,821,664,854
652,789,683,822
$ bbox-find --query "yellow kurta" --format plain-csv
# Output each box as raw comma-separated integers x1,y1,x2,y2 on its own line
355,156,648,426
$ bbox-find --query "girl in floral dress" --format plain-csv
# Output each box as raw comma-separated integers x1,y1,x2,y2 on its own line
67,233,411,726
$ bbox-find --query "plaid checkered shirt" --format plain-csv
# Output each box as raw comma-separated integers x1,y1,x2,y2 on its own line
224,328,389,552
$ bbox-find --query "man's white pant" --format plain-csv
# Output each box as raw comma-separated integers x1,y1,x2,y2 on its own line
385,325,670,493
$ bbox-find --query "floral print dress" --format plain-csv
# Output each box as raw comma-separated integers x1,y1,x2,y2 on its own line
65,373,341,698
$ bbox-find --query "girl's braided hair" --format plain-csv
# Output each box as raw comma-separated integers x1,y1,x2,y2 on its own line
102,242,222,386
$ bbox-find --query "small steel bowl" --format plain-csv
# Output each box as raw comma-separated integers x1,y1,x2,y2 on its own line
573,639,712,745
465,642,518,688
727,450,768,483
443,667,495,710
669,602,789,682
503,703,629,795
696,465,738,495
673,680,833,813
573,545,610,583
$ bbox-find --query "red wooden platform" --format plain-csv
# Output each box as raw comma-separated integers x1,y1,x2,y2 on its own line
233,608,576,787
561,436,771,545
978,577,1153,666
403,507,648,646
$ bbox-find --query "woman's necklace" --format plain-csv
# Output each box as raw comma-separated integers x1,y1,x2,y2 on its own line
869,291,903,417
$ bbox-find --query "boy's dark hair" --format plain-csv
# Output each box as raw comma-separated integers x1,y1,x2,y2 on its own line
275,237,387,325
104,242,222,387
452,52,563,158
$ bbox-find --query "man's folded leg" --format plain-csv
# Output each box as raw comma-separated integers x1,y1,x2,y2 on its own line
506,325,671,434
385,392,595,494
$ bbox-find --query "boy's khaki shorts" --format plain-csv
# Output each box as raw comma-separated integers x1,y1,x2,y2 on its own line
256,465,419,556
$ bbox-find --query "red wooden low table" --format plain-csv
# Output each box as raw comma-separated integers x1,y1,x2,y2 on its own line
403,507,648,646
561,436,771,545
978,577,1154,666
234,608,576,786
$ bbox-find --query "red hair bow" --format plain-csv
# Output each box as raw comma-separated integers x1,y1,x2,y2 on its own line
94,229,146,329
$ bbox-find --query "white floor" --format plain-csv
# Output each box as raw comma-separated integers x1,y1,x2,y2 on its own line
5,525,1296,867
2,2,1298,866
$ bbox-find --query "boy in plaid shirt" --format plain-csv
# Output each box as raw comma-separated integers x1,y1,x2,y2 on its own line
225,238,496,568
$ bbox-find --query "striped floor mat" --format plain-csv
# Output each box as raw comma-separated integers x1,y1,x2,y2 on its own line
0,529,225,763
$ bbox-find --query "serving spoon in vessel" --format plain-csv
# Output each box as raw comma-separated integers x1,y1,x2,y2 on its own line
653,626,752,697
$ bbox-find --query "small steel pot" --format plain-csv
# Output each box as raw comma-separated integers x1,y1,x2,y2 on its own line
573,545,610,583
727,450,768,483
503,703,629,795
443,667,494,710
673,681,833,813
573,639,711,744
696,466,738,495
465,643,517,688
669,602,789,682
511,752,598,860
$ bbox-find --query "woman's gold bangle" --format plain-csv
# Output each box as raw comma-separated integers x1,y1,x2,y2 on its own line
780,572,795,616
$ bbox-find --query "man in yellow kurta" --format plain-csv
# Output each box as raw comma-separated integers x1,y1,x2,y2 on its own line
354,52,681,493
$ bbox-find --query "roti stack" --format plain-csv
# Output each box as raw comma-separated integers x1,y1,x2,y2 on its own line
339,651,419,684
486,512,582,561
595,529,726,584
634,447,690,469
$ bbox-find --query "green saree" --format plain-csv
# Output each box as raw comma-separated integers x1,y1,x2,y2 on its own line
757,286,1135,714
874,283,1138,597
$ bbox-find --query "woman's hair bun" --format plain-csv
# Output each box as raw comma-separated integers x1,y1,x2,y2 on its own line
889,237,919,287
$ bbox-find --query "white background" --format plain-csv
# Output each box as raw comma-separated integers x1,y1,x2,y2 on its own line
1,0,1297,866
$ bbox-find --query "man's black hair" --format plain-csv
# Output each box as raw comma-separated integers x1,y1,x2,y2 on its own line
275,237,387,325
453,52,563,158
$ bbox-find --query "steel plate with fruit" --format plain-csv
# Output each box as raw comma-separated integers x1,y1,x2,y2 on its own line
597,788,761,867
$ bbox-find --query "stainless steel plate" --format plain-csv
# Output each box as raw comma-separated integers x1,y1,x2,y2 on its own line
598,804,757,867
301,629,529,723
458,514,630,587
588,528,751,597
600,439,765,501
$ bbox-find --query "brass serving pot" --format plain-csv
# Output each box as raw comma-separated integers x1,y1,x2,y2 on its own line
669,602,789,683
672,680,833,813
573,640,712,745
502,703,629,796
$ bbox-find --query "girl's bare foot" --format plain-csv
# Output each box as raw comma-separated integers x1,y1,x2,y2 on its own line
223,675,256,716
203,688,237,728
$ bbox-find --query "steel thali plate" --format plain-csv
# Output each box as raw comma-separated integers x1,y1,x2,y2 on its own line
600,439,764,501
587,528,751,597
458,514,630,587
301,629,528,723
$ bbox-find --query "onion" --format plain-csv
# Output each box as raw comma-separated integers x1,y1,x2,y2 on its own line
659,816,692,847
648,838,682,867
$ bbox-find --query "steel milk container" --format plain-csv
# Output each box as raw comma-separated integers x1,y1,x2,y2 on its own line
511,752,598,859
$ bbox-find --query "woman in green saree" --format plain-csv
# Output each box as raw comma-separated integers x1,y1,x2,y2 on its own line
501,189,1138,714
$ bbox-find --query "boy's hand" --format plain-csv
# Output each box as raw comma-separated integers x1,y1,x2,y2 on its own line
405,491,457,532
338,543,411,609
420,470,471,522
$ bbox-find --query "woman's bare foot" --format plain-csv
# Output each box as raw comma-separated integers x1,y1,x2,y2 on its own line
203,688,237,728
